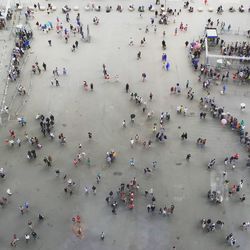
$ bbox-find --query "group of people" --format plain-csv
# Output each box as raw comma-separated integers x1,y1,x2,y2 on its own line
200,95,249,151
37,113,55,138
106,178,139,213
201,219,224,232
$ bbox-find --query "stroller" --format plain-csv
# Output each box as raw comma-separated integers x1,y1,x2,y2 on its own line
17,117,27,126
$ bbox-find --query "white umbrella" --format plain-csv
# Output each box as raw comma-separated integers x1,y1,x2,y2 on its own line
221,119,227,125
241,103,246,110
216,59,223,64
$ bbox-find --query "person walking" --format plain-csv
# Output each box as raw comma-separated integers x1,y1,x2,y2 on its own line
48,40,52,46
42,62,47,71
100,232,105,240
92,185,96,195
152,161,157,168
122,120,126,128
48,155,52,166
149,92,153,101
130,138,134,147
186,154,191,160
19,205,24,214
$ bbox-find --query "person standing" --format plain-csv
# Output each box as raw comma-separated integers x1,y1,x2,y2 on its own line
66,12,70,22
222,84,226,94
129,157,135,167
152,161,157,168
96,173,101,184
19,205,24,214
88,132,92,139
147,204,151,212
25,234,30,243
125,83,129,93
166,62,170,71
16,138,21,147
63,67,67,75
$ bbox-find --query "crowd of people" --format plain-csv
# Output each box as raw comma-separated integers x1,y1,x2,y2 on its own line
8,27,32,82
220,41,250,57
1,1,250,249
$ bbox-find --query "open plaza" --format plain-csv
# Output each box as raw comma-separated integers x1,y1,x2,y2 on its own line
0,0,250,249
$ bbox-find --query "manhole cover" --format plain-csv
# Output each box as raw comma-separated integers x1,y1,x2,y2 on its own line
176,163,182,166
113,171,122,176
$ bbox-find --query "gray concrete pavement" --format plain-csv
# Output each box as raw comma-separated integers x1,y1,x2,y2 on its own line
0,0,250,250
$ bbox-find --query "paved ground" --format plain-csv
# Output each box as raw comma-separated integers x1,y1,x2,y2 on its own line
0,0,250,250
